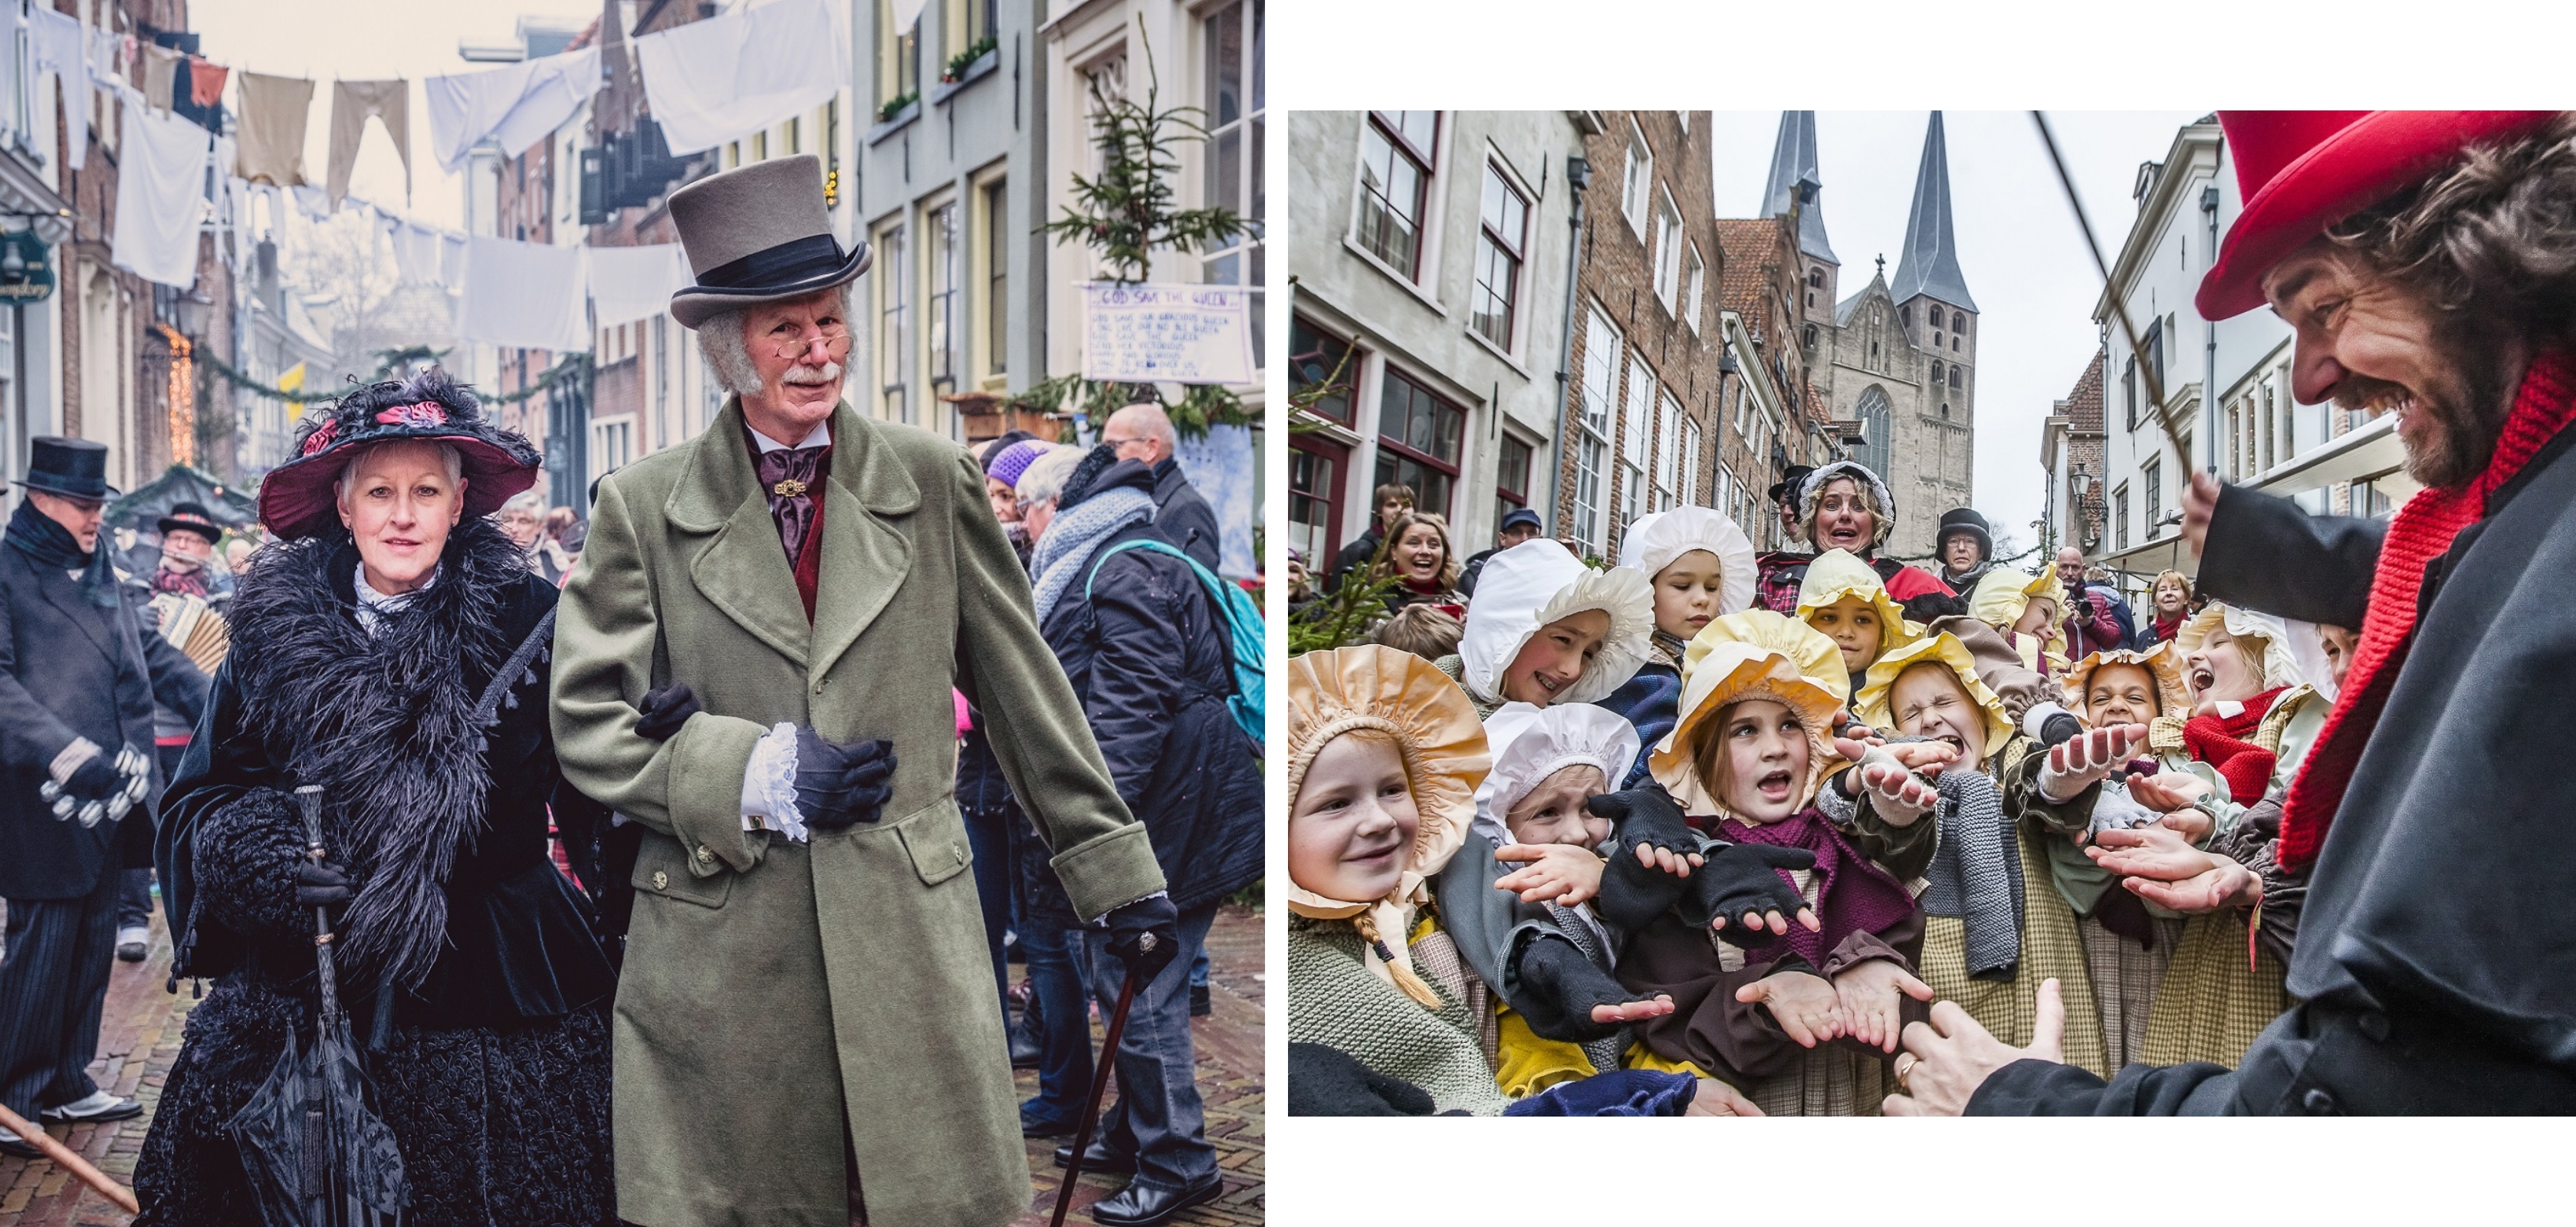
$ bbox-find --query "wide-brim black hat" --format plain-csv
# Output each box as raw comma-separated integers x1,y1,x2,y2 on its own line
1936,506,1993,556
258,369,541,540
1767,464,1815,508
667,155,872,331
157,500,224,543
17,436,117,502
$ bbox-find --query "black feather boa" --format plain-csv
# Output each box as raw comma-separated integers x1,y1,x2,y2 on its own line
225,514,527,992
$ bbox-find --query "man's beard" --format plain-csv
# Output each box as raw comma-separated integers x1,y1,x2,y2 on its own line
780,361,844,388
2337,350,2515,490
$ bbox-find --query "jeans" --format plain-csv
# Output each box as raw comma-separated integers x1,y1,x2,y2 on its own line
1190,949,1209,990
1017,923,1092,1131
961,803,1016,1016
1082,901,1218,1189
117,868,154,932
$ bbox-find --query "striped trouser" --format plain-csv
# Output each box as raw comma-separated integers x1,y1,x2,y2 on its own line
0,870,120,1120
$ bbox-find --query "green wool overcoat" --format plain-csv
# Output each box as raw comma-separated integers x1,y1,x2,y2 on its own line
550,400,1167,1227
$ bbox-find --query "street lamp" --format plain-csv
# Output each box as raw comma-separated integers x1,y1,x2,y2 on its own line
175,289,215,340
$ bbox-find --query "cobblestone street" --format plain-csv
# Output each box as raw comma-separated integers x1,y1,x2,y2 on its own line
0,899,1264,1226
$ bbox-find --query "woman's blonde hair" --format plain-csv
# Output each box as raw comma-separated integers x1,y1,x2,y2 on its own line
1369,510,1460,590
1799,475,1893,551
2152,569,2194,604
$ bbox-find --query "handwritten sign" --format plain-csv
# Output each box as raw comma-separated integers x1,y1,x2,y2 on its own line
1081,282,1254,385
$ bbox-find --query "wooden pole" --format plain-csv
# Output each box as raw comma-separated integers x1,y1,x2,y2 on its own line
2032,110,2197,469
0,1101,142,1215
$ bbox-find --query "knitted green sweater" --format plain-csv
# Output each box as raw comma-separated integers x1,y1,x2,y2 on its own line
1288,915,1511,1116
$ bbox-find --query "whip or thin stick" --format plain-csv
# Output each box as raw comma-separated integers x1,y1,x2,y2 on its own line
294,785,337,1206
1050,968,1143,1227
2032,110,2197,467
0,1101,141,1214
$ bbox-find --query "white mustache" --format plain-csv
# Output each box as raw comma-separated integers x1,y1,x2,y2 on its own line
781,361,844,386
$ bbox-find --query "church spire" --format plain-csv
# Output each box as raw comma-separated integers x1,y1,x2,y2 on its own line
1888,110,1976,312
1760,110,1837,265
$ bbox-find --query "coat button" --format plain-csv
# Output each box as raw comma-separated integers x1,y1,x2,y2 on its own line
652,870,669,890
952,842,967,864
2301,1087,2336,1114
695,844,713,864
2357,1011,2390,1043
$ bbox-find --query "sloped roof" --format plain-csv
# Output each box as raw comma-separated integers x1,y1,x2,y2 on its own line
1888,111,1976,313
2065,350,2106,433
1760,111,1838,265
1712,218,1787,318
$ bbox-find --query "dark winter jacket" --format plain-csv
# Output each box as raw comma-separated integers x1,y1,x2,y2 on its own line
1151,457,1223,573
1973,416,2576,1115
156,518,615,1032
1037,461,1262,912
1332,525,1388,593
1592,637,1686,791
0,541,208,900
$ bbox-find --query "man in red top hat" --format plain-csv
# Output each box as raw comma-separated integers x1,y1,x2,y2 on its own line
1888,110,2576,1115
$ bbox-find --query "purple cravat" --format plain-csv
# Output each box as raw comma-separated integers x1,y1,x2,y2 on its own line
755,445,828,562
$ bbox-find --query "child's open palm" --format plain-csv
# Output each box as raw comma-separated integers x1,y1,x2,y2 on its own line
1737,970,1844,1048
1492,843,1607,906
1833,959,1936,1052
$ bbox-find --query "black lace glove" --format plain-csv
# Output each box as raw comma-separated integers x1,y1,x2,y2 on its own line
63,752,123,801
635,684,702,741
1288,1042,1436,1116
1512,933,1650,1043
1104,893,1180,982
294,859,353,920
793,729,895,831
1679,842,1819,946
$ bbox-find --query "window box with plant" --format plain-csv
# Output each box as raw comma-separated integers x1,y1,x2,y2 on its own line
941,35,997,84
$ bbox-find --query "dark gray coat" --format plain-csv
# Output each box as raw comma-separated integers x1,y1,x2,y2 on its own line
1972,419,2576,1115
1151,458,1223,573
0,544,208,900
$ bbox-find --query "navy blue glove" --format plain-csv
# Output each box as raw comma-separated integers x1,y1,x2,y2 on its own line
294,859,353,923
1103,893,1180,982
1505,1069,1699,1117
793,730,895,831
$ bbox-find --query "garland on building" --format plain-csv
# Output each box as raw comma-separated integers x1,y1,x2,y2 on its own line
199,345,589,407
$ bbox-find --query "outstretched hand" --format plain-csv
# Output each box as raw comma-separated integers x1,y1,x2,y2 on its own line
1835,738,1945,825
1737,970,1843,1048
1835,959,1935,1053
1492,843,1607,905
1591,995,1677,1025
2038,723,2147,802
1588,787,1704,878
1687,1077,1765,1116
1882,978,2067,1116
1694,842,1821,940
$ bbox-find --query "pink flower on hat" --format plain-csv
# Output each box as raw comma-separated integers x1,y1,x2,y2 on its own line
376,401,449,428
301,417,340,456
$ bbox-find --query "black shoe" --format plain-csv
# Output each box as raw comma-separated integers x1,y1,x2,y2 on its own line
1088,1174,1225,1227
1188,984,1211,1017
0,1133,41,1160
1020,1109,1079,1137
1053,1138,1133,1176
1008,1020,1044,1068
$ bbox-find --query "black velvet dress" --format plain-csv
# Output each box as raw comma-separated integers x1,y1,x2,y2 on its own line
135,518,618,1226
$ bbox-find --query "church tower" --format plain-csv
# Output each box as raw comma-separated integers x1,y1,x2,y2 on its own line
1889,110,1976,427
1761,110,1839,334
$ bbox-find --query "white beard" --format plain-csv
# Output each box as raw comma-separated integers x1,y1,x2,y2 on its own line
780,361,844,387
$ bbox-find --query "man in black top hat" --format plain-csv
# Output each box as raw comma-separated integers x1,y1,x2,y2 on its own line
1934,507,1997,590
0,437,209,1156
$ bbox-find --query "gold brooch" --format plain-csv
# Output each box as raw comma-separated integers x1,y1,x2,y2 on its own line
771,479,808,498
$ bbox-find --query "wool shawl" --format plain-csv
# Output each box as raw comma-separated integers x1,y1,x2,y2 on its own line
1714,807,1917,971
2279,351,2576,872
223,516,527,991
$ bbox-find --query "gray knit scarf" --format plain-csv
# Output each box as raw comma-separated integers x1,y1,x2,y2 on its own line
1920,762,2023,980
1029,485,1156,623
1541,900,1631,1075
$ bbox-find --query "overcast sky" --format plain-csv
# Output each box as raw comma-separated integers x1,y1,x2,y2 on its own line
1702,110,2204,559
192,0,604,232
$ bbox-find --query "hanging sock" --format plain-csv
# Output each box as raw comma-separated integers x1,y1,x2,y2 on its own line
327,79,412,209
27,8,88,170
234,71,312,186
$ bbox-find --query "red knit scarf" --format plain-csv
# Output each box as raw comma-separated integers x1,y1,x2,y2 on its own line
2277,350,2576,873
2181,686,2284,804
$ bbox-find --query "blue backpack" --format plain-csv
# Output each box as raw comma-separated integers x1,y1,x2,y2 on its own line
1086,538,1266,752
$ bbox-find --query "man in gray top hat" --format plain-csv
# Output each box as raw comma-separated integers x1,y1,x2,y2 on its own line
550,155,1178,1227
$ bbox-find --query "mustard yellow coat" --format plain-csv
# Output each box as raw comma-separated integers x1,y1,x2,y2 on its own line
550,400,1165,1227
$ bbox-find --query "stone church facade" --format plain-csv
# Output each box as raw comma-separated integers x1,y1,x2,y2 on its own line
1767,111,1979,559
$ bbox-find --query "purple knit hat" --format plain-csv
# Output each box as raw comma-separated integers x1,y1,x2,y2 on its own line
987,439,1051,489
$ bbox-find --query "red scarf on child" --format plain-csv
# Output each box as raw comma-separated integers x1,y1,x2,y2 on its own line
2277,350,2576,873
2181,686,2285,804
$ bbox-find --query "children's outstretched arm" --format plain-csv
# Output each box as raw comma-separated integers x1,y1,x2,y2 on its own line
1513,933,1676,1042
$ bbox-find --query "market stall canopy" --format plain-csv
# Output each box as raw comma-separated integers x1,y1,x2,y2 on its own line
110,464,259,534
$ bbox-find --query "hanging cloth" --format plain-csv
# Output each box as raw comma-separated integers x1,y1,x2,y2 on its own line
140,44,184,110
188,57,228,107
234,71,312,186
111,101,212,288
327,78,412,209
423,47,600,173
28,7,89,170
458,236,590,352
393,222,442,285
439,231,467,287
632,0,839,156
587,245,688,327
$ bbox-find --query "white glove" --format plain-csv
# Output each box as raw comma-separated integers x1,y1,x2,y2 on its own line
1849,745,1938,825
2038,724,2144,804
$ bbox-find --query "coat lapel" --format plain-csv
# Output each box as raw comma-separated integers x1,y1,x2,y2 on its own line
673,400,812,668
808,403,918,683
30,554,117,660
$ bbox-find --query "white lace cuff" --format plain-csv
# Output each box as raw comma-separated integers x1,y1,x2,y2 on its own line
740,723,810,842
50,736,100,786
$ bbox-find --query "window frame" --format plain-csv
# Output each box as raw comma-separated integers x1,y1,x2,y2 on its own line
2142,456,2164,541
974,174,1008,384
1290,314,1360,426
874,217,910,424
1682,242,1705,332
1651,187,1684,310
1575,304,1622,553
1199,0,1264,367
1374,364,1468,520
1289,435,1349,568
1622,348,1657,526
1622,117,1653,236
1494,433,1533,538
1470,158,1530,352
1353,110,1438,279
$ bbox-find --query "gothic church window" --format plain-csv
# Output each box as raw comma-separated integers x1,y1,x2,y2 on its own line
1949,365,1962,389
1931,360,1944,384
1855,386,1893,479
1951,311,1966,331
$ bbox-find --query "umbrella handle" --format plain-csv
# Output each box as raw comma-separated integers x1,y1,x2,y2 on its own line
294,786,343,1027
1050,965,1143,1227
0,1101,140,1215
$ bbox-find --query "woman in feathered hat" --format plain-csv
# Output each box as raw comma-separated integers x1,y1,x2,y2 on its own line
135,370,619,1225
1750,460,1958,622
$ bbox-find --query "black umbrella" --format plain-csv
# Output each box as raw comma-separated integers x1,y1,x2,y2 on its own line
223,785,407,1226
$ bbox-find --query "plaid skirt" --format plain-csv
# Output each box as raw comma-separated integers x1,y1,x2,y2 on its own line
1917,824,2111,1081
1623,1041,1891,1117
2137,910,2288,1069
2075,913,2184,1070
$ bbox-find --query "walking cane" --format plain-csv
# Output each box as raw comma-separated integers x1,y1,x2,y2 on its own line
0,1101,141,1215
1049,933,1153,1227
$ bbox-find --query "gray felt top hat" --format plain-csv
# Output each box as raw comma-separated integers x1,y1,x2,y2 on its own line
666,154,872,330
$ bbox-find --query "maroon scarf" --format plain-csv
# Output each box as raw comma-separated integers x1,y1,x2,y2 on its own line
1714,806,1919,970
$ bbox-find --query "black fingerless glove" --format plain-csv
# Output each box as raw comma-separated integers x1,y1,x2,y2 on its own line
1510,933,1641,1044
1104,893,1181,982
793,729,895,831
1586,784,1698,931
64,753,123,801
635,684,702,741
1288,1042,1435,1116
1679,842,1818,946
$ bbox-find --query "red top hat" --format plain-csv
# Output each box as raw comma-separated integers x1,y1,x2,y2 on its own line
2196,111,2560,321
